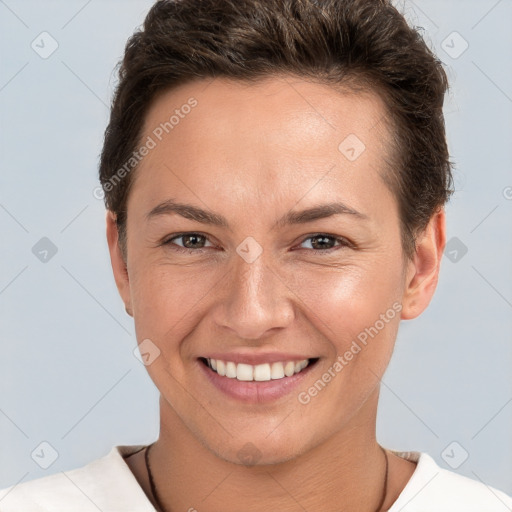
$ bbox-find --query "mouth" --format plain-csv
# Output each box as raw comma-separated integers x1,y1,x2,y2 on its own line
200,357,318,382
198,356,319,403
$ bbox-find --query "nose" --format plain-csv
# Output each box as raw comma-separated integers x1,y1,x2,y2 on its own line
212,249,295,341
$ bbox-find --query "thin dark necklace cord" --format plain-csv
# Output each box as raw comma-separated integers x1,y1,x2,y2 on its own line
145,443,166,512
145,443,389,512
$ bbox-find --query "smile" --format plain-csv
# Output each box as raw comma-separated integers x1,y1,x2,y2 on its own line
203,358,313,382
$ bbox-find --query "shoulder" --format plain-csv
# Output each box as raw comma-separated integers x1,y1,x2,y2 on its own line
389,451,512,512
0,445,155,512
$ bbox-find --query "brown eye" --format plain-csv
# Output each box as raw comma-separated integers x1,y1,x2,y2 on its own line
299,234,350,251
164,233,214,251
179,234,207,249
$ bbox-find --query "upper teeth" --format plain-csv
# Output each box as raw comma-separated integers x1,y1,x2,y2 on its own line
207,358,310,381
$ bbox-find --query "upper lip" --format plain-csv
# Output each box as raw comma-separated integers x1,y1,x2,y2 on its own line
200,352,315,365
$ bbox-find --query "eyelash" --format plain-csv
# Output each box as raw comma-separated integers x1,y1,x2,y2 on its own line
161,232,353,254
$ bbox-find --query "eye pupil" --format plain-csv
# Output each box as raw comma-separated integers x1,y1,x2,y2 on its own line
311,235,335,250
183,234,205,248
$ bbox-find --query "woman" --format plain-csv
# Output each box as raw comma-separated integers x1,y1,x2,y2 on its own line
2,0,511,510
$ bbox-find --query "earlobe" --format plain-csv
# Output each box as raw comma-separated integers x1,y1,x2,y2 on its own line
105,211,132,315
401,209,446,320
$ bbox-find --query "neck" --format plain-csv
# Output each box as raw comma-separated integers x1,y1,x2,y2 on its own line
148,388,389,512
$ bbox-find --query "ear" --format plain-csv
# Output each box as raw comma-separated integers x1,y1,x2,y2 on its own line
106,211,133,316
401,209,446,320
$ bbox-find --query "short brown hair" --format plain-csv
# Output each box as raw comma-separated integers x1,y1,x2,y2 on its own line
99,0,453,257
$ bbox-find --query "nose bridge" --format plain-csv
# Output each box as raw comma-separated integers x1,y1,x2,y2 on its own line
215,246,294,340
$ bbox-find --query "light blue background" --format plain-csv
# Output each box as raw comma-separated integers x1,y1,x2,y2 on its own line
1,0,511,498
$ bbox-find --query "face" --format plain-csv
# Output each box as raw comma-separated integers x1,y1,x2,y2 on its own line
108,76,443,465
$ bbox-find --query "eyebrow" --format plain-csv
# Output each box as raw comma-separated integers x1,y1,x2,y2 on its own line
146,199,368,229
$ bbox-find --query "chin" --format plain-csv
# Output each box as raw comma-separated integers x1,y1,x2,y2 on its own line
204,430,316,467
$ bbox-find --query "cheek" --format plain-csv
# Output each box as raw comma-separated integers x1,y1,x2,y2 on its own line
291,263,403,419
288,256,403,338
129,259,221,343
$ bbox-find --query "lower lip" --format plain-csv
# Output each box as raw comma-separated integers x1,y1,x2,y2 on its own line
198,359,317,404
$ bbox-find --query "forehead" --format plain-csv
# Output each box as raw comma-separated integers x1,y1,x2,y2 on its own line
130,76,395,221
142,75,390,157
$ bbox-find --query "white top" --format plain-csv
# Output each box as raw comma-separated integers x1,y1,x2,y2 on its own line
1,445,511,511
